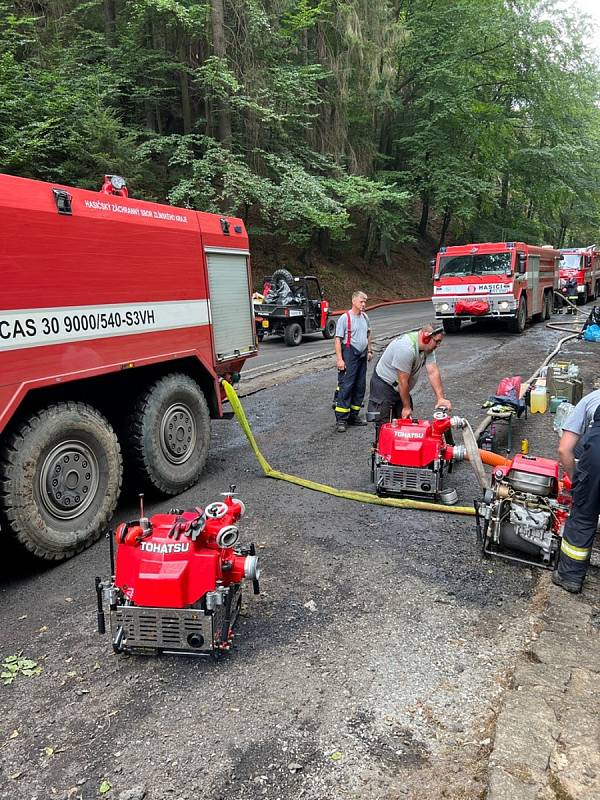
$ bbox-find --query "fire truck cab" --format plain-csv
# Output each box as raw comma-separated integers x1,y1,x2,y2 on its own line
0,173,257,561
558,246,600,305
432,241,560,334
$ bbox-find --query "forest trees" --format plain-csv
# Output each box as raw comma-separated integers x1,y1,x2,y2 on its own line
1,0,599,255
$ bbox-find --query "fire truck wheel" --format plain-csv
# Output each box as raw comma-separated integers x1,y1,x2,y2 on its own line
508,296,527,333
542,291,552,320
0,403,122,560
126,373,210,495
284,322,303,346
442,319,461,334
322,317,337,339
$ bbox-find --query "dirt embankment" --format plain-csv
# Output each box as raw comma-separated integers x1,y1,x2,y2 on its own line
250,235,435,310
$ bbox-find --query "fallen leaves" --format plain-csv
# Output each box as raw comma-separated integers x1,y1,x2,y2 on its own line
1,653,42,685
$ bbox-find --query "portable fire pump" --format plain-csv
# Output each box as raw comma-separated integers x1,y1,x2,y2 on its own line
372,411,466,503
475,455,572,569
95,488,260,657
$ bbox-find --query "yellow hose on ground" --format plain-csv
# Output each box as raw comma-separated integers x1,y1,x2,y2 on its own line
222,381,475,516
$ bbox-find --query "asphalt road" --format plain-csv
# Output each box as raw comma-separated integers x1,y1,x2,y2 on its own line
245,301,433,375
0,307,595,800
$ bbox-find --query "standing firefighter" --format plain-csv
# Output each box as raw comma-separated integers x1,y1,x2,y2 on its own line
367,323,451,425
333,291,373,432
553,404,600,594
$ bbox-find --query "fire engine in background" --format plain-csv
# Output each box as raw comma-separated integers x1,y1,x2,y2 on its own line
558,246,600,305
0,173,257,561
431,241,560,334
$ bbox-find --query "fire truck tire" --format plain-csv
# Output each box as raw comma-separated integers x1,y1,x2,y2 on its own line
442,318,461,334
0,403,122,560
323,317,336,339
508,296,527,333
126,373,210,495
284,322,303,346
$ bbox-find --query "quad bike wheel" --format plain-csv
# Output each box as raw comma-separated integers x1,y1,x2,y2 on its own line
323,316,336,339
284,322,303,346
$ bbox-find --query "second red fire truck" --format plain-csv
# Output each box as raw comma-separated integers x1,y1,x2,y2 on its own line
558,246,600,305
431,241,560,333
0,173,257,561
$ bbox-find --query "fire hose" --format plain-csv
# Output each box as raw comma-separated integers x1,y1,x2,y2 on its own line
223,382,508,517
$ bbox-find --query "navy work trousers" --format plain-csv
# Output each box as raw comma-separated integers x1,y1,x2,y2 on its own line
367,371,412,427
557,420,600,585
334,345,368,422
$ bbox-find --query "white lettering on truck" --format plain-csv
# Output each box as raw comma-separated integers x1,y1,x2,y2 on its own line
0,300,209,352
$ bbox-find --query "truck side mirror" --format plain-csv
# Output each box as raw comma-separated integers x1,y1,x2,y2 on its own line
585,255,592,267
430,259,436,271
517,254,527,274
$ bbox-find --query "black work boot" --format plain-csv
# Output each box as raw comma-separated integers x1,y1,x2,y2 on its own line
347,416,368,426
552,571,583,594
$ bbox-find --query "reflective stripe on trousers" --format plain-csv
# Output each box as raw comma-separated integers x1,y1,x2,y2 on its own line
557,420,600,584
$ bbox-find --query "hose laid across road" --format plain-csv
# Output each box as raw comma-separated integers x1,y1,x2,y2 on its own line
223,381,476,516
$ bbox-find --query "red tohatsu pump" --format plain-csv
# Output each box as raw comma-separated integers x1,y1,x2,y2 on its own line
95,487,260,657
371,410,467,504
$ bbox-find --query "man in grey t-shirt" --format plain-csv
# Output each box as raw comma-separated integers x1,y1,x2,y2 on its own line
367,324,451,425
558,389,600,477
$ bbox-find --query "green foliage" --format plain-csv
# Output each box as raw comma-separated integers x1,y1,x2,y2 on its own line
2,0,600,254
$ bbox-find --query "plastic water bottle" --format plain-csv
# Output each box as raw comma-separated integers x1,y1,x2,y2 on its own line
553,401,575,435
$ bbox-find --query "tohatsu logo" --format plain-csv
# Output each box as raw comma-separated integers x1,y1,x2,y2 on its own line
394,431,424,439
140,541,190,554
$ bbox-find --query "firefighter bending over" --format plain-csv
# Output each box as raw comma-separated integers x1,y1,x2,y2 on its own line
333,291,373,432
553,400,600,594
367,323,451,425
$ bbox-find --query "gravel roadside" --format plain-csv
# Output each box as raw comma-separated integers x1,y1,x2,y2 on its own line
0,318,595,800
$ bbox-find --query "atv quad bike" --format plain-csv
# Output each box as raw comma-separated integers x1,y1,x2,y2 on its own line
254,268,336,346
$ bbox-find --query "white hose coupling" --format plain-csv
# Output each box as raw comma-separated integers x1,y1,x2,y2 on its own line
450,416,467,429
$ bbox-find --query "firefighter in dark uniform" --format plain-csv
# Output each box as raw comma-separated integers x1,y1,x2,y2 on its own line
553,404,600,593
333,291,372,432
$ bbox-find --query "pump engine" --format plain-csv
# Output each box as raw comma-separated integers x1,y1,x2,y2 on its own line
476,455,571,568
95,488,260,657
372,411,466,503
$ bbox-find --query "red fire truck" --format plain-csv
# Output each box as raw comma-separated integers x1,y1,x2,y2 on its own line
0,173,257,560
558,246,600,304
431,241,560,334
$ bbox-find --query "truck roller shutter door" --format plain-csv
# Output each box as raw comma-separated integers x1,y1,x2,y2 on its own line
206,251,256,361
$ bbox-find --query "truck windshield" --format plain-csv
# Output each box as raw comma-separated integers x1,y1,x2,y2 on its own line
438,252,512,277
560,253,582,269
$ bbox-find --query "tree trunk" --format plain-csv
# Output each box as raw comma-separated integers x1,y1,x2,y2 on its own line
178,37,192,134
558,225,568,249
418,194,430,238
211,0,232,146
499,173,509,210
103,0,117,41
318,228,331,259
438,208,452,250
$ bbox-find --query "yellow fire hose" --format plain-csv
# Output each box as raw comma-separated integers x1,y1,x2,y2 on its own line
222,381,475,516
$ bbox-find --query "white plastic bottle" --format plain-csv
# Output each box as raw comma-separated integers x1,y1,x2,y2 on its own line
553,401,575,434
